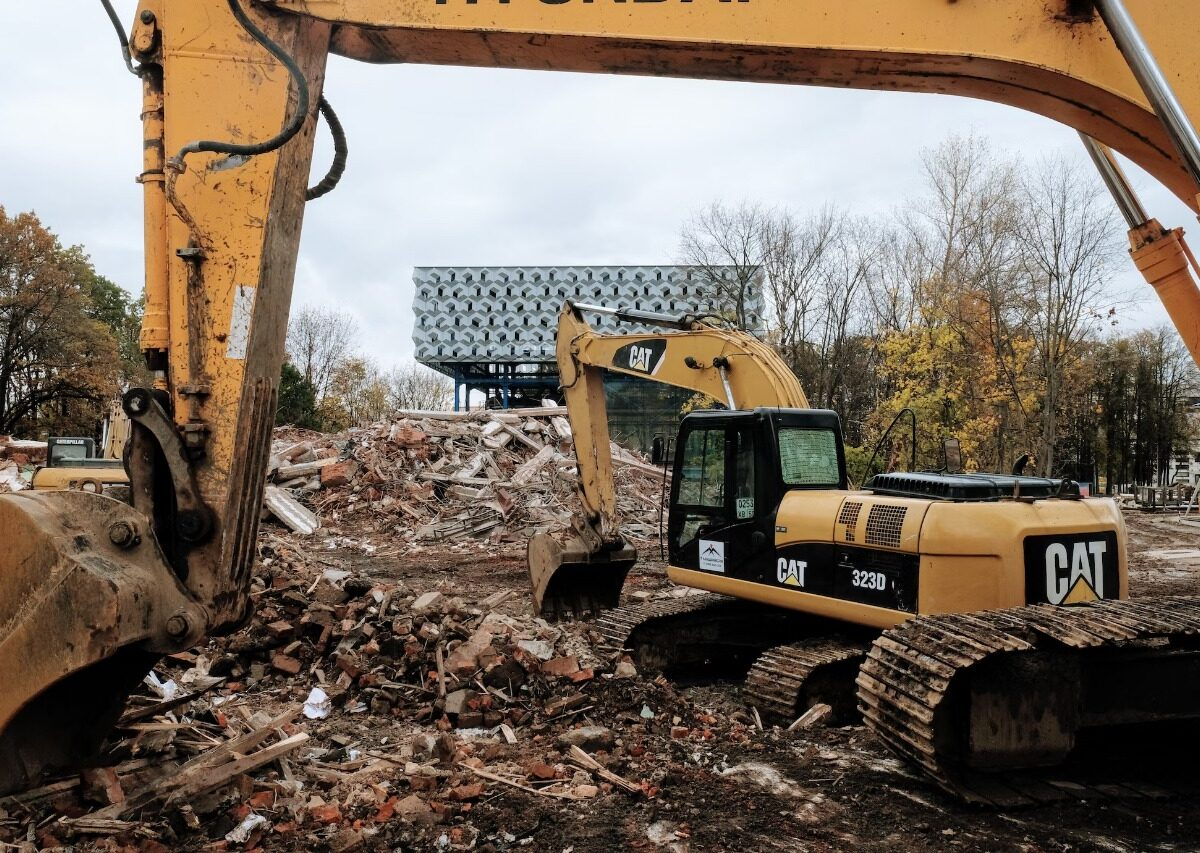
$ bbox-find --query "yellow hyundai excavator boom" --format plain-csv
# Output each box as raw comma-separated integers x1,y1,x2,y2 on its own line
3,0,1200,798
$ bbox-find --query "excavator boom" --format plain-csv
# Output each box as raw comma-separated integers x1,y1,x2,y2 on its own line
530,301,806,618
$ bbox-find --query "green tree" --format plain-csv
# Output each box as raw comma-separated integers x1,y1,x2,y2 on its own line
83,271,147,385
276,361,320,429
318,357,391,430
0,208,120,436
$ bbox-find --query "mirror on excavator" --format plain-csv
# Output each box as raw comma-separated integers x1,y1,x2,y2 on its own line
942,438,964,475
651,436,667,467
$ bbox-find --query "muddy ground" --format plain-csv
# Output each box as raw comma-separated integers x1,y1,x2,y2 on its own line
336,511,1200,853
14,510,1200,853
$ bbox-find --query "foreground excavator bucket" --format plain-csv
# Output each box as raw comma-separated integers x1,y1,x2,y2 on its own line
0,491,204,792
528,532,637,621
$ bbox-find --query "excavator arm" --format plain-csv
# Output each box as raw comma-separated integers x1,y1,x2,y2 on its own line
3,0,1200,792
529,301,806,618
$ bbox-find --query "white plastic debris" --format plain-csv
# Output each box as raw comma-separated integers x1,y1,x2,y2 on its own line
144,670,179,701
303,686,332,720
225,813,268,843
640,704,655,720
180,656,225,691
0,461,27,492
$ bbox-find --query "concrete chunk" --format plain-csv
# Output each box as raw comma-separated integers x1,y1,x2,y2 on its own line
263,486,320,535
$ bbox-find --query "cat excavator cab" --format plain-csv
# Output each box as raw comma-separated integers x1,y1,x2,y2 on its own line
4,0,1200,801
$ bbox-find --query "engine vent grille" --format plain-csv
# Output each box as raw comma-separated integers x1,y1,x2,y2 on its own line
865,504,907,549
837,501,863,542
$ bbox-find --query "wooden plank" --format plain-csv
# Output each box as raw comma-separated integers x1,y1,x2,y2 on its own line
501,423,545,451
275,457,339,480
567,745,639,794
263,486,319,534
458,763,584,800
163,733,310,806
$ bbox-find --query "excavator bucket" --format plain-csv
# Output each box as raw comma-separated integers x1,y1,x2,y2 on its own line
528,532,637,621
0,490,204,792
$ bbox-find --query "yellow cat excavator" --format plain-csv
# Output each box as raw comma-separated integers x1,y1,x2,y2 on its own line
531,300,1142,804
3,0,1200,803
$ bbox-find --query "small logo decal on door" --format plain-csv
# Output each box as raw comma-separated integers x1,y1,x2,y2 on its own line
699,540,725,573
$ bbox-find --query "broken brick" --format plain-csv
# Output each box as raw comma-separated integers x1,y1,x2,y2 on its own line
80,767,124,805
271,653,303,675
448,783,485,801
308,803,342,825
266,620,295,641
541,656,580,677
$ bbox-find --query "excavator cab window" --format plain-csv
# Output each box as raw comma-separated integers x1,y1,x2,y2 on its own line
777,428,842,487
674,427,729,547
669,409,848,578
47,437,95,468
668,412,775,576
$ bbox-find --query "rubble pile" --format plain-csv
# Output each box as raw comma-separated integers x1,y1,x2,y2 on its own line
1,538,767,851
0,436,43,493
0,435,46,462
264,406,670,548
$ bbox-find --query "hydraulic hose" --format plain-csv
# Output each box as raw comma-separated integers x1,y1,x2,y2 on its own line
98,0,142,77
307,95,348,201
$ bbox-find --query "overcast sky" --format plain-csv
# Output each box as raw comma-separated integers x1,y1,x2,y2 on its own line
2,3,1196,371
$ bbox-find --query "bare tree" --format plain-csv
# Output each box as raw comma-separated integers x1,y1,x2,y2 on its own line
385,362,454,411
763,210,879,399
1016,154,1121,473
808,219,881,410
760,205,840,372
884,133,1037,468
286,306,358,404
678,201,768,329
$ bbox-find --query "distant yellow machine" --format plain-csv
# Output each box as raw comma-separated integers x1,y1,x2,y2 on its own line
29,440,129,494
30,405,131,494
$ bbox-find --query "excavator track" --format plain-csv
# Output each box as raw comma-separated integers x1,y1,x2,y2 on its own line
858,596,1200,807
744,639,867,724
593,593,732,656
593,593,829,677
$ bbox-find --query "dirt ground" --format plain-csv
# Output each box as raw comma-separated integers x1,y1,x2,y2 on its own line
12,509,1200,853
341,511,1200,853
